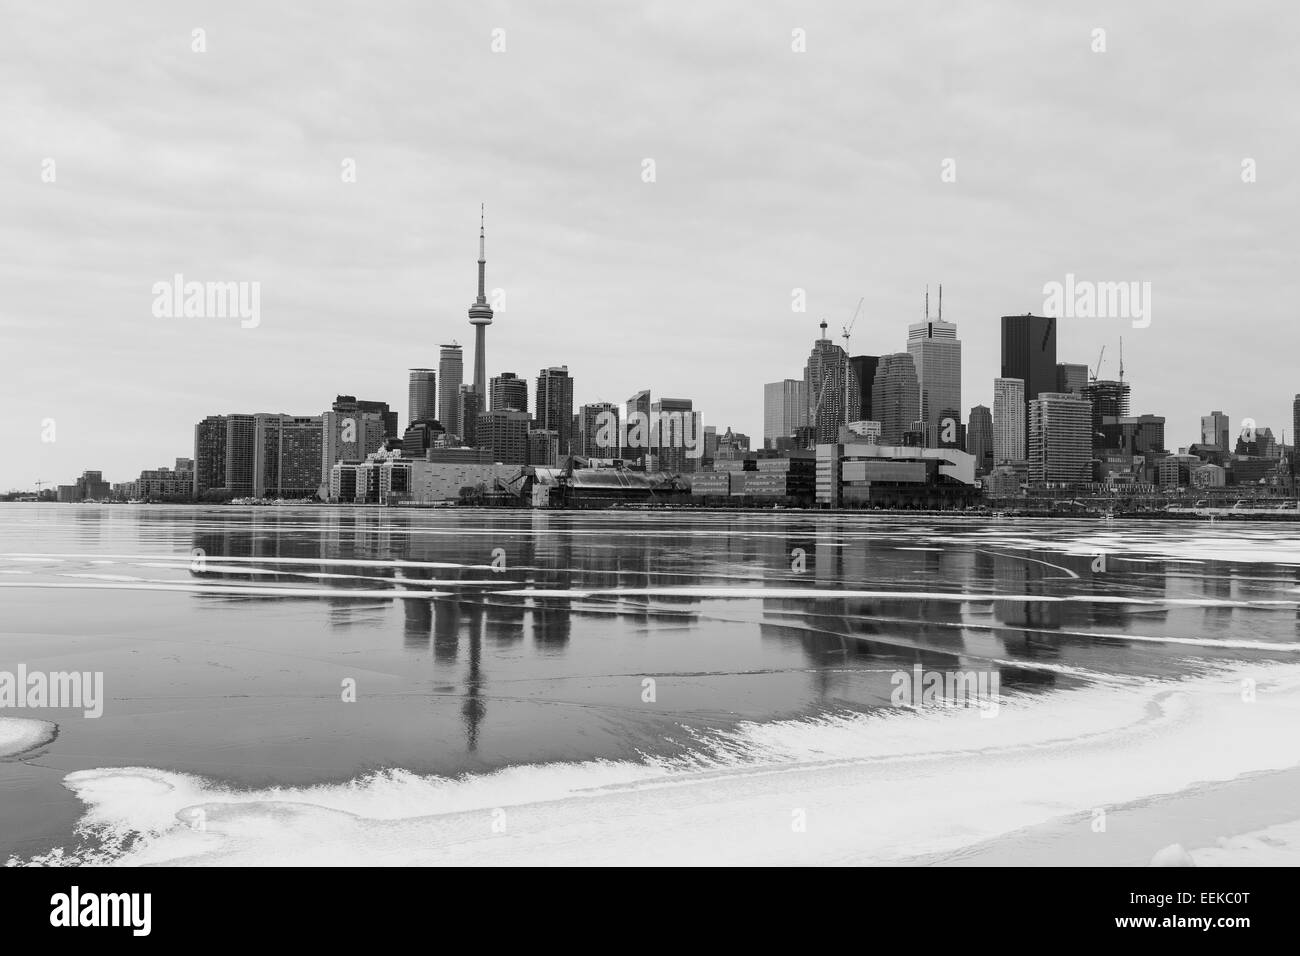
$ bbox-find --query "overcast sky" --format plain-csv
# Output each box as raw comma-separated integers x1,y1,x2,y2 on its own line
3,0,1297,490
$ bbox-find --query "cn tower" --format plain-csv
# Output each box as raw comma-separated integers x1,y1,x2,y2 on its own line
467,204,494,394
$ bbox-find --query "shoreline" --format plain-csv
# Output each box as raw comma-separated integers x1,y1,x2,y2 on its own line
4,501,1300,522
919,763,1300,867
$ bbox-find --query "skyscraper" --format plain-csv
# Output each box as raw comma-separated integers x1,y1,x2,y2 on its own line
650,398,701,474
1001,314,1057,456
1293,396,1300,469
1201,410,1230,450
490,372,528,413
625,389,651,464
408,369,437,427
458,385,482,448
536,366,575,456
438,343,463,438
1028,393,1093,484
907,301,961,448
763,379,808,449
193,415,229,499
967,405,994,476
849,355,879,422
870,352,920,445
323,407,388,479
578,402,620,458
467,206,494,395
1081,380,1131,452
332,395,398,440
993,378,1026,465
224,414,257,498
804,320,858,444
254,414,325,499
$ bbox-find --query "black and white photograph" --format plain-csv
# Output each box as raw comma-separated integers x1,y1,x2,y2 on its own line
0,0,1295,924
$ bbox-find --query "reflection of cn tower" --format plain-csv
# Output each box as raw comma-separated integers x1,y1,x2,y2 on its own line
467,204,493,394
430,597,487,752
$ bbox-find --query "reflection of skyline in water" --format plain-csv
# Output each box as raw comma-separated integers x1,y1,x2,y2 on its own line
167,509,1300,753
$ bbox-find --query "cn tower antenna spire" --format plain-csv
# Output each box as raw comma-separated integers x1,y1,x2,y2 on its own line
477,203,487,301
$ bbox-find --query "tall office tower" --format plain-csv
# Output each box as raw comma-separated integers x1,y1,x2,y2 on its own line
331,395,397,440
253,414,325,498
1001,314,1057,455
438,343,464,438
849,356,879,422
1201,410,1230,450
578,402,620,458
870,352,920,445
527,428,561,468
1028,393,1093,484
224,414,258,497
763,379,808,448
907,301,961,447
476,408,530,464
1294,396,1300,465
804,320,858,444
625,388,652,463
967,405,994,476
458,385,482,448
490,372,529,413
535,366,575,456
993,378,1026,465
650,398,701,474
1080,380,1131,451
193,415,229,498
408,369,437,427
467,206,494,395
1056,363,1089,395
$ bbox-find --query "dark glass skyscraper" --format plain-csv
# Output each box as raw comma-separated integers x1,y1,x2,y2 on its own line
849,355,879,422
1001,314,1057,458
967,404,993,475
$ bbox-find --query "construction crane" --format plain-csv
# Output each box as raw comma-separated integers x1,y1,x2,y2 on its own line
841,297,865,427
1118,336,1125,382
1090,345,1106,383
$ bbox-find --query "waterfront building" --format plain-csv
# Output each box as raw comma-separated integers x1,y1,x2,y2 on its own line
1027,393,1092,485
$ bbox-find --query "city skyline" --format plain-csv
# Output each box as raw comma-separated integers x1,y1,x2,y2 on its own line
5,3,1299,490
